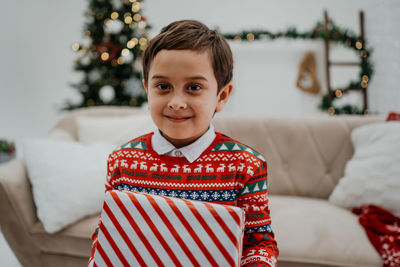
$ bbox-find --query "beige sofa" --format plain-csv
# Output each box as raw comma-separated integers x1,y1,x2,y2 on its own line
0,106,384,267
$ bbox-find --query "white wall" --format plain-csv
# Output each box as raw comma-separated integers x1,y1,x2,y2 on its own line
1,0,399,141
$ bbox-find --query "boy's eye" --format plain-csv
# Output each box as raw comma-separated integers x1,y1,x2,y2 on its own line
187,84,201,91
156,83,169,90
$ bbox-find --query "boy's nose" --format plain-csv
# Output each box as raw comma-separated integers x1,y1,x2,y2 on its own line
168,93,187,110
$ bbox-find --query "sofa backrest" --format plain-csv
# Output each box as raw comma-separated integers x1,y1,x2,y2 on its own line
213,115,384,199
49,107,384,199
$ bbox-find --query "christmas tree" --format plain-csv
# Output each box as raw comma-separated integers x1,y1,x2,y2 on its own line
64,0,150,110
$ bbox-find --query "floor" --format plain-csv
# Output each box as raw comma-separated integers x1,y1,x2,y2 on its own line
0,231,22,267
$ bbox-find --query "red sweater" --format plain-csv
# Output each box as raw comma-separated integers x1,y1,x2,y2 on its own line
89,132,278,266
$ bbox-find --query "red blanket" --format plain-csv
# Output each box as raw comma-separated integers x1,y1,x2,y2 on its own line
352,205,400,267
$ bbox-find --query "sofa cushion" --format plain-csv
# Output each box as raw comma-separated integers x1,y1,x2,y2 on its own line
269,195,381,267
329,122,400,217
22,139,115,233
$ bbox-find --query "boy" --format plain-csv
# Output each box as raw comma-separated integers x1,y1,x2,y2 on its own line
89,20,278,266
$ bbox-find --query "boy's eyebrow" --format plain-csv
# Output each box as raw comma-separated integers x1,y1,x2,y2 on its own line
151,75,208,81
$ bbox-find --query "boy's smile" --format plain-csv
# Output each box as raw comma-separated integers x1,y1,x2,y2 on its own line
143,49,232,148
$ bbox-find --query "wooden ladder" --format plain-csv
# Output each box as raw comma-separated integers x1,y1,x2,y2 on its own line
323,10,368,110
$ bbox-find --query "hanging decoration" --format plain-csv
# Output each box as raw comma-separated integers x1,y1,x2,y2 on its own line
296,52,321,95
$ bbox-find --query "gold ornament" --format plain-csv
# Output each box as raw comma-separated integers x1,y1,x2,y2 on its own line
356,41,362,50
362,75,369,82
234,36,242,41
328,107,335,115
335,89,343,98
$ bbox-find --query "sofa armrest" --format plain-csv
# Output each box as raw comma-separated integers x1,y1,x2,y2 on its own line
0,158,38,227
0,158,42,266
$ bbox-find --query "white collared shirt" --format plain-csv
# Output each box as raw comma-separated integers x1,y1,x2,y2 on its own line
151,124,216,163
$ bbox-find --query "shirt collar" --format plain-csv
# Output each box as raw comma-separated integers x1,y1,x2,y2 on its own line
152,124,216,163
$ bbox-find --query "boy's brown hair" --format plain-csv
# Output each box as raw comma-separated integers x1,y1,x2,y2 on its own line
142,20,233,92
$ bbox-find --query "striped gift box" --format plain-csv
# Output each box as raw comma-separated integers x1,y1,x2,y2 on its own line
93,190,245,267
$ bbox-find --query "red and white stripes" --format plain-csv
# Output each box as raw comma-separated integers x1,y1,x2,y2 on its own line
93,190,245,267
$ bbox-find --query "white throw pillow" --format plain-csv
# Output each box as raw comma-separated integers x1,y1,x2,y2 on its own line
76,114,156,146
23,139,115,233
329,122,400,217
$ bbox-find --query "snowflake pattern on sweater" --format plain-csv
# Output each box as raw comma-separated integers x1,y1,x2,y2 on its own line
89,132,279,267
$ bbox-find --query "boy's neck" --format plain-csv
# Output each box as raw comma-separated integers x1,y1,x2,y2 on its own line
160,126,211,148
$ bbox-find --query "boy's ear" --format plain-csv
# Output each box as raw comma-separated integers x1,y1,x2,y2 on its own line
215,83,233,112
142,79,148,94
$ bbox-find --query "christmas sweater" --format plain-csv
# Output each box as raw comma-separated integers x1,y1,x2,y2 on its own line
89,132,279,267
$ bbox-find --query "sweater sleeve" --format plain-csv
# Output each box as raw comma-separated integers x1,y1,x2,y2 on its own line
88,153,118,266
238,160,279,267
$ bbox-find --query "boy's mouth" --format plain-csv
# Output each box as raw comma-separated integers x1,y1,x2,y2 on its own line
165,115,191,123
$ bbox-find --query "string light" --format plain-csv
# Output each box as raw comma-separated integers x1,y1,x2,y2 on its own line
117,57,124,64
361,50,367,58
131,2,141,12
246,33,255,41
72,43,80,51
104,18,111,24
121,48,130,56
111,12,119,19
335,89,343,98
139,37,147,46
124,16,132,24
101,52,110,61
361,81,368,88
127,40,136,48
133,14,141,21
131,38,138,45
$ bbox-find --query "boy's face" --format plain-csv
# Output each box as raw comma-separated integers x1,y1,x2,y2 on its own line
143,49,232,148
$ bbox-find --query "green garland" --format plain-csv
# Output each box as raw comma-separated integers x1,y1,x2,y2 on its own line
222,20,373,115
